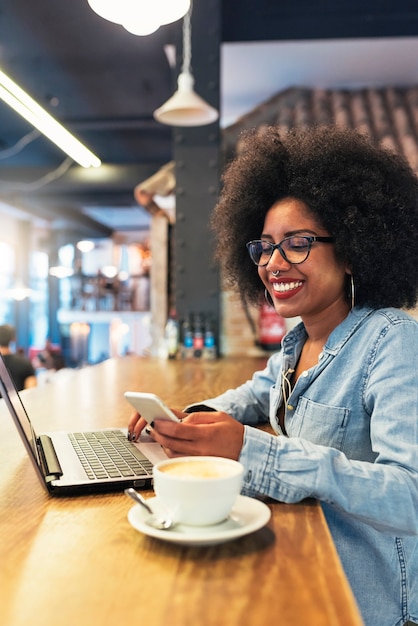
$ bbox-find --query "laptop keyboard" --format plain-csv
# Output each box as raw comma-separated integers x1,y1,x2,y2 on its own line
68,430,153,480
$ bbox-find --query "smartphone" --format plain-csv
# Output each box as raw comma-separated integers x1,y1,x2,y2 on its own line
124,391,181,424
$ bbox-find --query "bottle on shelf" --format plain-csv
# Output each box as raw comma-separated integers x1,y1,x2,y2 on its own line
164,310,179,359
203,315,217,360
192,313,204,358
181,316,194,359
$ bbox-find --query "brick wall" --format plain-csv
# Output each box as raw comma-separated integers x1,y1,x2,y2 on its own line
220,289,268,356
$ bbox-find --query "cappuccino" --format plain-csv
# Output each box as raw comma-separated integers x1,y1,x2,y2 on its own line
158,460,235,479
153,456,244,526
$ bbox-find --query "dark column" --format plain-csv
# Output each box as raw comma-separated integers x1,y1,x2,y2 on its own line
173,0,221,347
47,233,63,345
14,220,31,351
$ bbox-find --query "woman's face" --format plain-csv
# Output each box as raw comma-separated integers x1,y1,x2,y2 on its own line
258,197,350,325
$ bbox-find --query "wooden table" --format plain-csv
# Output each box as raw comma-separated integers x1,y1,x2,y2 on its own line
0,356,364,626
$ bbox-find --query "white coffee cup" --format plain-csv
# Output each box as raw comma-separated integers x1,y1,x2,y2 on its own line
153,456,244,526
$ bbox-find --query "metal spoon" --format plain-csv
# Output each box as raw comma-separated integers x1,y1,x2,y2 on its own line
124,488,174,530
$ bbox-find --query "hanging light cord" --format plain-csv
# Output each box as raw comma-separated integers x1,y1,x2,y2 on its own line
0,129,40,160
0,156,73,192
182,2,192,75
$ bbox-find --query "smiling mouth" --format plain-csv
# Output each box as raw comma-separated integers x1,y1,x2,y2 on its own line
272,281,303,295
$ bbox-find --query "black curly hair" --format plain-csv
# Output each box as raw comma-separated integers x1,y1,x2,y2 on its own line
211,124,418,309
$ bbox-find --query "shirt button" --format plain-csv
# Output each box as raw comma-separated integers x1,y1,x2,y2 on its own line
318,352,324,360
301,370,308,377
287,405,294,411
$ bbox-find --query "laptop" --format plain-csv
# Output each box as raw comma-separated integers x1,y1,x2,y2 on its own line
0,353,167,496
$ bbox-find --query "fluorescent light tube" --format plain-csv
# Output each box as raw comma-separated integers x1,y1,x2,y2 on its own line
0,69,101,168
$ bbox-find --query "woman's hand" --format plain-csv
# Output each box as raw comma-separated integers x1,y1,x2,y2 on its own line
150,411,244,460
127,411,147,441
127,408,187,442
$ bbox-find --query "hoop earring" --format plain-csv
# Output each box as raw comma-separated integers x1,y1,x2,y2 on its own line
350,275,355,309
264,289,274,307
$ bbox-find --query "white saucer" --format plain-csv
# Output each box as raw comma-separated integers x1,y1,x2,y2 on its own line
127,495,271,546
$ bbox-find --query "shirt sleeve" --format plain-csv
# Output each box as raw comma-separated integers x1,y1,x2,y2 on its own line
239,427,418,536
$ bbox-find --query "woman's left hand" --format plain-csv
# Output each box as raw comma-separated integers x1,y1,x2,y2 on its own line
150,411,245,460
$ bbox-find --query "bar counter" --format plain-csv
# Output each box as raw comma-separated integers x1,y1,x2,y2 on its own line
0,356,363,626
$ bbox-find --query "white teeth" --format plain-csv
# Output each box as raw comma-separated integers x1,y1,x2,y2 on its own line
273,281,302,293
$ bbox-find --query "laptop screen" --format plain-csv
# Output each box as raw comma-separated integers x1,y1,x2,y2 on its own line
0,353,41,468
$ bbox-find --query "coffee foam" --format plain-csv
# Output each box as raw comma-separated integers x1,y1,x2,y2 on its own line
158,460,235,479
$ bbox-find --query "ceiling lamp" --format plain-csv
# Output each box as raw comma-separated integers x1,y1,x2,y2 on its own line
6,280,35,301
87,0,190,35
49,266,74,279
0,69,101,168
77,240,95,253
153,3,219,127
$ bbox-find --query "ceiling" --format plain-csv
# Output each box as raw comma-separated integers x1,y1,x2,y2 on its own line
1,0,418,239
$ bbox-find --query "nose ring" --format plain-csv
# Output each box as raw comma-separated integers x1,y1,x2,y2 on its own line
271,270,281,277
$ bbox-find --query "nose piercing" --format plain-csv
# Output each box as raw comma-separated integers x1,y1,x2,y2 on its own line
271,270,281,277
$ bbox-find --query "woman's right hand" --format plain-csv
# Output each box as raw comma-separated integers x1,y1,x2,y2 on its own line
127,408,186,442
127,411,148,441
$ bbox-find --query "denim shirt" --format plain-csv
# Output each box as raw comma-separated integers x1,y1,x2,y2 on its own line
188,307,418,626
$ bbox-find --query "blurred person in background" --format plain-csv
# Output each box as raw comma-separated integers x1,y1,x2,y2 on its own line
0,324,37,390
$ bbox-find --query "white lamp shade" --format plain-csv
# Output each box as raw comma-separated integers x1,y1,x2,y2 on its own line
158,0,191,26
87,0,130,24
153,72,219,127
87,0,190,28
123,19,160,36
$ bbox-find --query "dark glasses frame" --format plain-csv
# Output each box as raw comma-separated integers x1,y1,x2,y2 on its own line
246,236,335,266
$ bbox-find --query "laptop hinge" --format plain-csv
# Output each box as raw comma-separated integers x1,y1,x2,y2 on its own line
38,435,63,481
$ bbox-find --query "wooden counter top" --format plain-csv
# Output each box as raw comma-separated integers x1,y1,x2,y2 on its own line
0,356,363,626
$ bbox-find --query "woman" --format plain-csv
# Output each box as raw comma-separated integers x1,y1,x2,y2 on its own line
128,126,418,626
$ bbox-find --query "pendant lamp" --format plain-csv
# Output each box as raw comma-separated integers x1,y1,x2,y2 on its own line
6,279,35,301
87,0,190,35
153,3,219,127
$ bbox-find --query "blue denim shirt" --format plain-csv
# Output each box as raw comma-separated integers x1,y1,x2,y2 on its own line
189,307,418,626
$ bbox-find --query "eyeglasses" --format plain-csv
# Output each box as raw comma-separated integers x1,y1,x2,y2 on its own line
246,235,335,266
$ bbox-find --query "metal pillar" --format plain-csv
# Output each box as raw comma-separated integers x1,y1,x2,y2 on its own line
14,220,31,351
47,233,64,345
173,0,221,347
